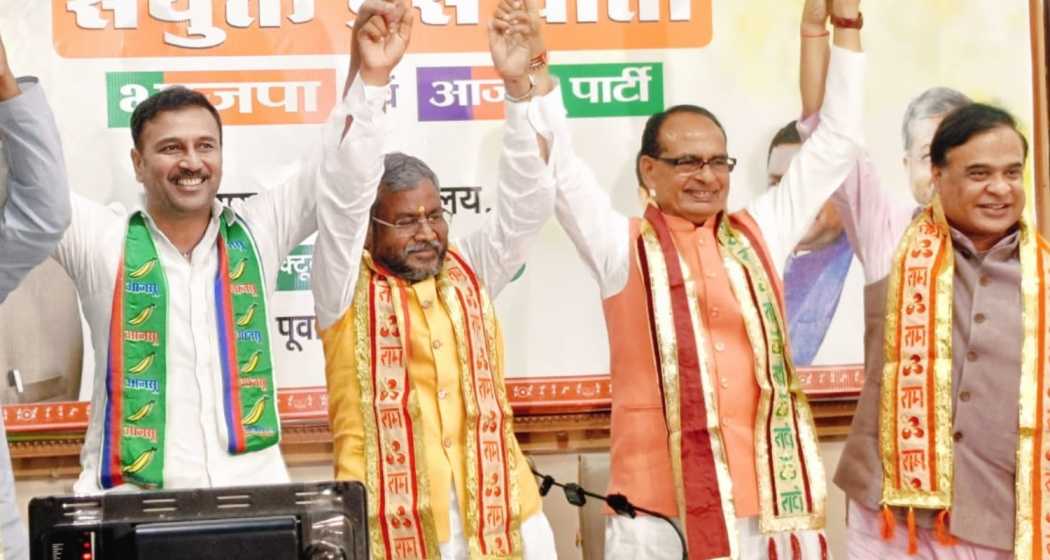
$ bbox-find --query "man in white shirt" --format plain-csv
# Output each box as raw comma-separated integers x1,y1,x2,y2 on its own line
54,35,359,494
0,32,72,560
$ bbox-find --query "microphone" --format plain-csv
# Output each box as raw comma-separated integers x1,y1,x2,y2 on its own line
529,466,687,560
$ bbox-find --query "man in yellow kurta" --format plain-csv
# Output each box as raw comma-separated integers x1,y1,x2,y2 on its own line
312,3,558,558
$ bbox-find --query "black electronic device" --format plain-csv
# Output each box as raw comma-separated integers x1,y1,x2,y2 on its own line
29,480,368,560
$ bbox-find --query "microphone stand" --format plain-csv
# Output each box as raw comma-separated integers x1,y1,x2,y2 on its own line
530,467,687,560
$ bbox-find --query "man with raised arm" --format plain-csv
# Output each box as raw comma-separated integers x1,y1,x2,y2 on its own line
525,0,865,556
0,31,72,560
52,20,363,495
313,2,558,558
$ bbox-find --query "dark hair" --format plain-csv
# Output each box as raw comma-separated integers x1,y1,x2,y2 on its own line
635,105,726,188
929,103,1028,168
130,86,223,149
767,120,802,160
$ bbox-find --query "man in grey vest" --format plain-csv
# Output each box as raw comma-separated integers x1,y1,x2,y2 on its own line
835,102,1034,557
0,32,73,560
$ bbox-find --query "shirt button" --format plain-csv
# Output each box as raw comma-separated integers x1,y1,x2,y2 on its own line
979,275,990,287
711,308,720,318
422,299,433,309
714,341,726,352
974,313,986,324
720,378,729,389
959,391,971,402
432,339,443,350
953,431,963,442
966,351,977,362
443,437,452,449
438,389,448,400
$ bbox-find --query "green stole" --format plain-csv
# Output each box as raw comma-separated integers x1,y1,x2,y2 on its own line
100,211,280,489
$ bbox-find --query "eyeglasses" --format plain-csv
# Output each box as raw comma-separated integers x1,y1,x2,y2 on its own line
653,155,737,175
371,209,453,233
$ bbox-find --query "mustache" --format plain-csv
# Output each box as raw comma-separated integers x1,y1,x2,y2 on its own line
404,240,443,255
169,171,209,181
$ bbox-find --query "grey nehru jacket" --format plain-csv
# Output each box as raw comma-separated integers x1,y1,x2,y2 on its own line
834,227,1022,551
0,77,72,560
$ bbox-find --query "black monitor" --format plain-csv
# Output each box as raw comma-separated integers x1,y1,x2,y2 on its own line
29,480,368,560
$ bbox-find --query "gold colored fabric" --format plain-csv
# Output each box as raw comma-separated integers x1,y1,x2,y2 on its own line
880,200,1050,559
321,250,535,560
637,211,826,557
879,201,954,510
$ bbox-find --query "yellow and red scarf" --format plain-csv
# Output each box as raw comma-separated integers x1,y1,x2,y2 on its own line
880,199,1050,558
351,249,522,560
637,206,827,559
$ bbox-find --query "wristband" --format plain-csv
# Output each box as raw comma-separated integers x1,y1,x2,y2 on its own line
528,51,548,72
505,73,536,103
830,12,863,29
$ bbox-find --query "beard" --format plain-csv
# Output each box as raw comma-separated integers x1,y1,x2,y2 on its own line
376,239,447,283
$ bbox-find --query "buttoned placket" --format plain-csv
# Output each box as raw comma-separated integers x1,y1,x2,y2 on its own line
143,211,224,487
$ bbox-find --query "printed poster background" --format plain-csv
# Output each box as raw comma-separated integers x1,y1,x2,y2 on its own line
0,1,1036,400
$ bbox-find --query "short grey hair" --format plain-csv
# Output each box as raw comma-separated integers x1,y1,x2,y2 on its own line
902,87,972,150
380,152,440,193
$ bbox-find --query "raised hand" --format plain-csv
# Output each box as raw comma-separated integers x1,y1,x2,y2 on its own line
357,0,414,86
0,33,20,101
488,7,533,84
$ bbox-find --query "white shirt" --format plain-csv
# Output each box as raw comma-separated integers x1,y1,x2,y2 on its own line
55,85,358,494
546,46,867,297
312,78,556,330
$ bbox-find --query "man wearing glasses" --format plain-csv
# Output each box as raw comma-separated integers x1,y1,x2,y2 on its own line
312,1,557,557
540,0,865,557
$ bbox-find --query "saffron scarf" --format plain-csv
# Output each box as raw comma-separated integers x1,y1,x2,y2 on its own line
880,200,1050,559
352,249,521,560
637,205,827,559
101,211,280,489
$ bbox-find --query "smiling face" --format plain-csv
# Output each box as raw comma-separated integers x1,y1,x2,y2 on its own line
131,106,222,221
369,181,449,283
934,125,1026,252
639,112,730,225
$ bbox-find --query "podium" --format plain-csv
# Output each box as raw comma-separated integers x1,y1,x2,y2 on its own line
29,480,368,560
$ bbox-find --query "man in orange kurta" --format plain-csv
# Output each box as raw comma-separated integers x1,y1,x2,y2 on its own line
523,0,866,557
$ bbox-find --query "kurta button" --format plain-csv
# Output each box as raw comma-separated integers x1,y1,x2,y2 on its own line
974,313,986,324
966,351,977,362
720,378,728,389
979,275,990,287
443,437,452,449
953,431,963,442
432,340,442,350
422,299,433,309
438,389,448,400
714,341,726,352
959,391,971,402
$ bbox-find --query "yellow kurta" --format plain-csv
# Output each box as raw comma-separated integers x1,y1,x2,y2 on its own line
321,276,541,542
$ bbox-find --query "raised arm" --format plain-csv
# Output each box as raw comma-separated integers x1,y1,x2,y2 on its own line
0,34,72,304
456,0,557,296
237,1,404,270
312,0,411,331
497,0,632,298
800,0,832,119
796,0,913,282
748,0,865,273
